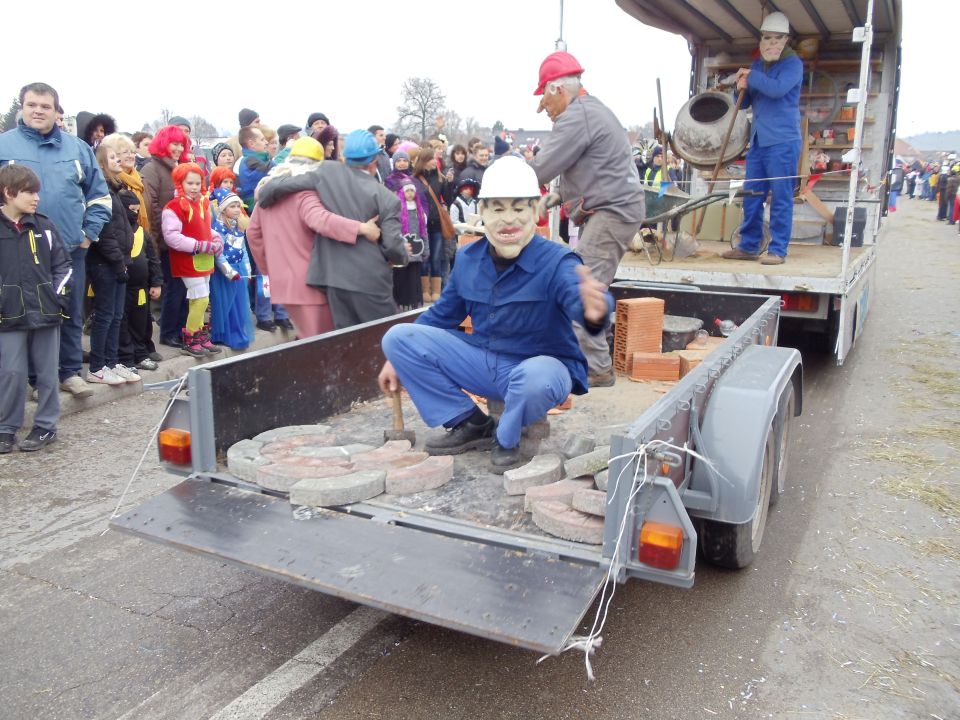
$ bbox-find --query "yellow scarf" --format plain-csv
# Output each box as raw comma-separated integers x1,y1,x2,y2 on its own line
118,167,150,233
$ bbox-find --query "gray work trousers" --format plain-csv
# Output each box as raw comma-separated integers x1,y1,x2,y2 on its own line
573,210,641,373
0,326,61,433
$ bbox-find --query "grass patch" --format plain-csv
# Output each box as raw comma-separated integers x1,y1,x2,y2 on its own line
906,422,960,449
864,440,950,470
882,476,960,518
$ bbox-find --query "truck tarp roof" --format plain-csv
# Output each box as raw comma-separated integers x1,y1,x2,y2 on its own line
614,0,901,47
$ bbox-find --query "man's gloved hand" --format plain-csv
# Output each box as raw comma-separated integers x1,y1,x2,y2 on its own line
195,239,223,255
537,192,562,219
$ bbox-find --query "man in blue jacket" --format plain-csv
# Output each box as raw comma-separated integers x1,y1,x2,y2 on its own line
378,157,613,473
722,12,802,266
0,83,111,397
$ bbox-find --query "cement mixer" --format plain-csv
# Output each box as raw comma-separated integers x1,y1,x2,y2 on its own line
670,91,749,170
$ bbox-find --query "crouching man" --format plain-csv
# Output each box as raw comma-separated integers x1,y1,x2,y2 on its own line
377,156,612,473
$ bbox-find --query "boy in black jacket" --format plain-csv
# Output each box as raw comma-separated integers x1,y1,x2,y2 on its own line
0,165,72,452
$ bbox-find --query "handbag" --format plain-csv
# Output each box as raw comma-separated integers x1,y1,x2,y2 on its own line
422,178,457,241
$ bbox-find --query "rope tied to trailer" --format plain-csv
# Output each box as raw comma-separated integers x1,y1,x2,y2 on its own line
100,373,189,536
537,438,730,681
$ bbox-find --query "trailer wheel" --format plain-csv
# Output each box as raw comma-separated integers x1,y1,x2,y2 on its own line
769,383,796,506
699,425,775,569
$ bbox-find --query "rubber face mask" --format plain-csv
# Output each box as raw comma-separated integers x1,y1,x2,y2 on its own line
480,198,537,259
759,33,788,62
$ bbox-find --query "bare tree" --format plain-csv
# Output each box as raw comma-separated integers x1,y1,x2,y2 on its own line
394,77,446,143
1,97,20,133
189,115,219,144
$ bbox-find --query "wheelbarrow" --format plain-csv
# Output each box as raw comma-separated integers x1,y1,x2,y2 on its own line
636,186,766,265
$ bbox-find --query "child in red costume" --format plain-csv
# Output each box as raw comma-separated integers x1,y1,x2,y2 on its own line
161,163,224,356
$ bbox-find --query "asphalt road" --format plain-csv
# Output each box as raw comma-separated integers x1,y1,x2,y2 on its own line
1,198,957,720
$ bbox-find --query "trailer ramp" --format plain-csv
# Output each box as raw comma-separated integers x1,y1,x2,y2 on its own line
111,479,607,654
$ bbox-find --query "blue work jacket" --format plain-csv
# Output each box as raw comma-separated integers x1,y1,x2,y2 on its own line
416,235,612,394
0,121,111,250
741,54,803,148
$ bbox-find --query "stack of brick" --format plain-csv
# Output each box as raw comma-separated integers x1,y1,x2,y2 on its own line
613,297,665,376
518,442,612,545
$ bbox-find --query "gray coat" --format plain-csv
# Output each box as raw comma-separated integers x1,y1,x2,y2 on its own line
530,94,645,224
257,162,407,296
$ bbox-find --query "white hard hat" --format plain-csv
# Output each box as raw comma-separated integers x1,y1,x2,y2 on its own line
478,156,541,199
760,12,790,34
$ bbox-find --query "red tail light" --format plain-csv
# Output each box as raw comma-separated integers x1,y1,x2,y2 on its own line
781,293,819,313
159,428,191,465
638,521,684,569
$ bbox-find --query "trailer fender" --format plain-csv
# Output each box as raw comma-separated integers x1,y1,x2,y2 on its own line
689,345,802,525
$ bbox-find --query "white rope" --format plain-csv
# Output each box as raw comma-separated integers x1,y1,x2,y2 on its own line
538,438,728,680
663,168,855,188
99,373,188,536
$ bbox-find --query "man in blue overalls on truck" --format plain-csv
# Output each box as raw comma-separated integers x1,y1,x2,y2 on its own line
722,11,802,266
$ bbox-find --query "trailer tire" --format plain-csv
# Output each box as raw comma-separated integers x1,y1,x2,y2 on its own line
699,424,775,569
769,382,796,506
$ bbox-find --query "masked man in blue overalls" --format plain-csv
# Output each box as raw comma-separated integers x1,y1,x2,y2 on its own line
722,11,802,265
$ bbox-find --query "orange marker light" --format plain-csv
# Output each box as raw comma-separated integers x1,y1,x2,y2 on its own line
638,521,684,570
159,428,192,465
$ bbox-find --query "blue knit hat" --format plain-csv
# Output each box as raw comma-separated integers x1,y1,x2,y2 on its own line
493,136,511,157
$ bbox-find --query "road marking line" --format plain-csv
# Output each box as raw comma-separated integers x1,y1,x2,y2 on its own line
208,605,387,720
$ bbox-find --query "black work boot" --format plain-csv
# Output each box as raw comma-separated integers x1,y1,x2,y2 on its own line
0,433,15,454
425,415,494,455
489,440,526,474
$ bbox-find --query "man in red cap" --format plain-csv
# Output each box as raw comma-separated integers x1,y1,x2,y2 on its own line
529,51,645,387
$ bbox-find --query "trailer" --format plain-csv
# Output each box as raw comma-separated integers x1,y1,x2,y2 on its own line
112,284,800,656
615,0,901,364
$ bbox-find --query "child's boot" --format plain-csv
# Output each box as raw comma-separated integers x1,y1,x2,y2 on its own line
198,324,222,354
180,329,208,358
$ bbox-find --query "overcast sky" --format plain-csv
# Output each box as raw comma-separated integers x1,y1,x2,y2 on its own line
3,0,953,140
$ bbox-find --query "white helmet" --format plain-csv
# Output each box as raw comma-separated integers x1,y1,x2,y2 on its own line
478,156,541,199
760,12,790,34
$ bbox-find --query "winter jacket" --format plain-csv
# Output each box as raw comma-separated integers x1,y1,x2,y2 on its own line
87,182,135,276
161,195,220,278
0,121,111,251
256,161,407,297
530,94,645,224
459,159,487,186
0,211,72,331
741,54,804,148
237,149,273,203
449,195,478,226
375,148,392,185
415,171,448,232
247,190,361,306
141,156,177,250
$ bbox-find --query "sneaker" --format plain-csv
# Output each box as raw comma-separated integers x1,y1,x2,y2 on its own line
0,433,14,454
136,358,159,371
19,426,57,452
720,248,760,260
197,326,222,354
489,440,526,474
147,351,163,362
425,415,495,456
256,320,277,332
86,366,125,385
587,370,616,388
760,253,786,265
60,375,95,397
112,364,141,382
276,318,295,331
